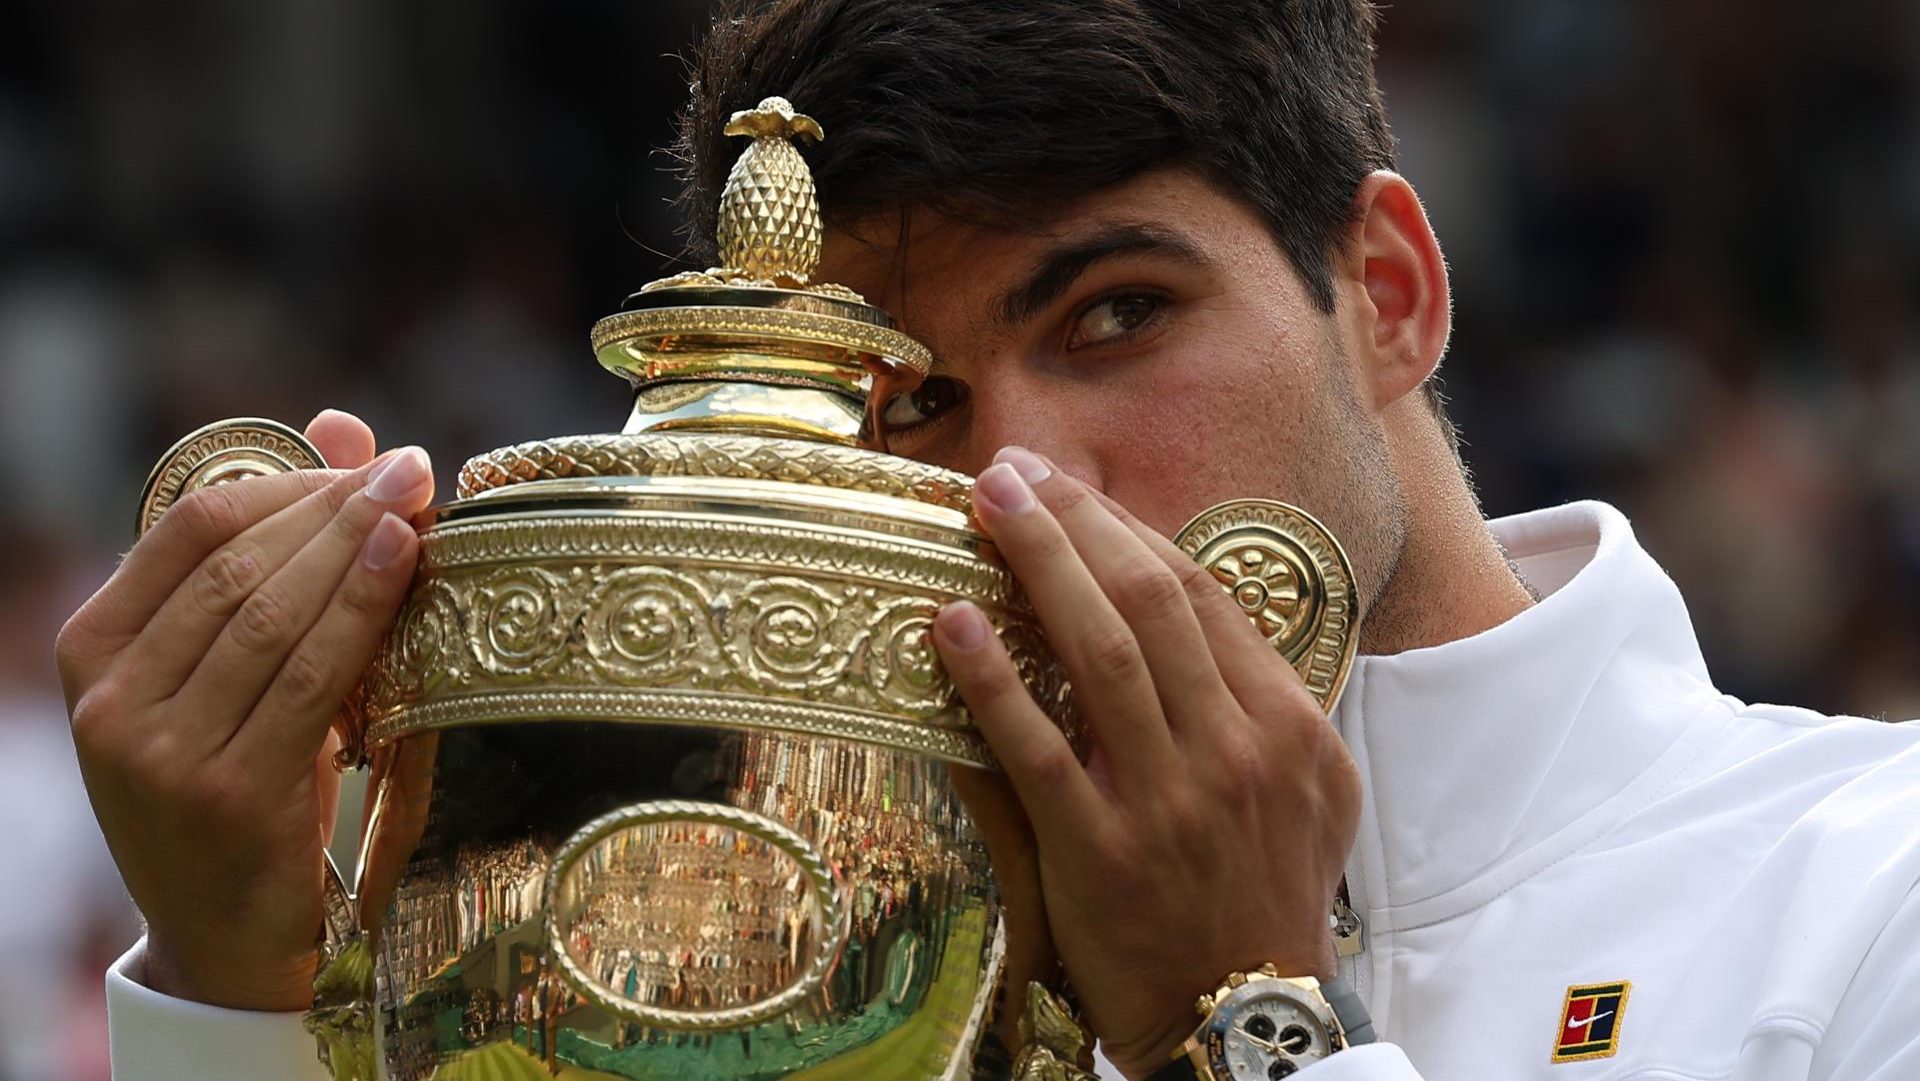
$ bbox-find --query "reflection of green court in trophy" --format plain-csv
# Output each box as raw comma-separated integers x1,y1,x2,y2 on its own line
539,904,988,1081
433,1042,626,1081
427,901,984,1081
402,770,992,1081
364,718,1000,1081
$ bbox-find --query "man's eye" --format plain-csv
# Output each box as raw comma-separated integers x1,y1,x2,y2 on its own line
880,376,969,430
1068,292,1165,348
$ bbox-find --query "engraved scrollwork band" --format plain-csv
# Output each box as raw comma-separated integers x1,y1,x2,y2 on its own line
416,513,1009,602
359,513,1077,768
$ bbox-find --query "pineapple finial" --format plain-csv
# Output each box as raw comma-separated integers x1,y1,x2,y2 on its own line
716,97,827,284
723,96,825,143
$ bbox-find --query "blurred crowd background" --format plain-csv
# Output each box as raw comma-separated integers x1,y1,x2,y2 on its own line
2,1,1916,1077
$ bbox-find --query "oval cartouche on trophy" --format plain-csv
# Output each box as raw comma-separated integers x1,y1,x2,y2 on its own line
543,799,850,1030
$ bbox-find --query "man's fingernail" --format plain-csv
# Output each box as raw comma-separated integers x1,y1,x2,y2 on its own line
976,462,1035,514
939,602,992,650
994,446,1052,484
360,513,411,570
367,447,429,504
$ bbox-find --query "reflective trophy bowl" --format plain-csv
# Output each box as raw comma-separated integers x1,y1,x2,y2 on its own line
345,434,1073,1080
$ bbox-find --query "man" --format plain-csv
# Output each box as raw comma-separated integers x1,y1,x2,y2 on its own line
57,1,1920,1079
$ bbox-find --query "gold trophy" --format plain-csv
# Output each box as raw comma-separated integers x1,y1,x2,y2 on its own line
136,97,1359,1081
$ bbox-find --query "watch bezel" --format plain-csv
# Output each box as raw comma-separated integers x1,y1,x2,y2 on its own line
1198,976,1342,1080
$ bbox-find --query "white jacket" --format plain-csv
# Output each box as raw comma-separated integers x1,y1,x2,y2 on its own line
108,502,1920,1080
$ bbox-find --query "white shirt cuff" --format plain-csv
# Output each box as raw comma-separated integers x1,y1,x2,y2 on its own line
1298,1042,1424,1079
1096,1042,1421,1080
106,938,332,1081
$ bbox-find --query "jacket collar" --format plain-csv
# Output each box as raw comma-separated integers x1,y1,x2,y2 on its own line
1333,501,1728,926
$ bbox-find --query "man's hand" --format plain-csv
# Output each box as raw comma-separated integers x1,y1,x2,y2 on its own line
55,410,434,1012
932,446,1362,1080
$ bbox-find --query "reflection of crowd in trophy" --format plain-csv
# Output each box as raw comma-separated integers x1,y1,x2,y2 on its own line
562,821,809,1008
377,838,564,1080
385,875,456,992
737,735,965,895
730,735,981,1006
454,840,546,955
383,840,548,995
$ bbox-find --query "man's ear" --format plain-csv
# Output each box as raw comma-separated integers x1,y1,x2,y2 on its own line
1340,171,1452,409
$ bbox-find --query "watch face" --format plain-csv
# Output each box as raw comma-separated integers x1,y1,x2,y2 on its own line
1203,984,1333,1080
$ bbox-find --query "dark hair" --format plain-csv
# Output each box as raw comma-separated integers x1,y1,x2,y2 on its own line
677,0,1398,314
676,1,1455,433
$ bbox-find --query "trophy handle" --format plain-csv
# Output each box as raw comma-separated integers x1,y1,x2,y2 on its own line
305,852,376,1081
1012,982,1100,1081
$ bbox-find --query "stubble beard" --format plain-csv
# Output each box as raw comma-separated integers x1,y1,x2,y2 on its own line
1304,332,1410,654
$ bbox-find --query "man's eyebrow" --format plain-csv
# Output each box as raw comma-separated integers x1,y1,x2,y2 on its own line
994,223,1213,327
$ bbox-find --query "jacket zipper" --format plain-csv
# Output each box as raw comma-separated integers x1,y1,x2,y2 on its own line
1334,884,1365,959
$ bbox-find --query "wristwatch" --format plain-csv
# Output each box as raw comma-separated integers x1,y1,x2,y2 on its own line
1146,966,1375,1081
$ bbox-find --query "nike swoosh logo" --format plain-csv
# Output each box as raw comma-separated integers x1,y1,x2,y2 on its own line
1568,1010,1613,1032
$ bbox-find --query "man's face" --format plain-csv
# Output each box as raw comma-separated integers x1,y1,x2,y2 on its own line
818,167,1409,611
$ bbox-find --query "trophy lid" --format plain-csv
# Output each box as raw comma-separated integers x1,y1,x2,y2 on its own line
588,97,931,448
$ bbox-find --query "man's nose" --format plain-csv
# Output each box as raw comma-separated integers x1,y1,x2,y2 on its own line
959,375,1099,490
